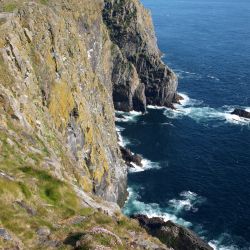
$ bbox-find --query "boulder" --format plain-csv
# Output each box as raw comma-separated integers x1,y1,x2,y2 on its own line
132,214,212,250
116,114,126,119
0,228,12,241
231,109,250,119
173,93,184,104
120,146,143,167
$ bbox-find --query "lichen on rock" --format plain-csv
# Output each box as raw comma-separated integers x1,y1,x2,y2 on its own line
103,0,178,112
0,0,210,249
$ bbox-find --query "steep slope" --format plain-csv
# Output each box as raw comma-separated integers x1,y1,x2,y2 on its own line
0,0,170,249
0,0,127,205
103,0,178,112
0,0,211,249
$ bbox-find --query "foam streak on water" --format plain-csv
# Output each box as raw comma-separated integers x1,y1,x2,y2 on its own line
123,187,239,250
168,191,206,214
116,126,130,147
163,93,250,126
115,110,143,123
123,187,192,227
129,159,161,173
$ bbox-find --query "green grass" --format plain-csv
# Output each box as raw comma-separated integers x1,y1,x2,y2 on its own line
18,182,32,199
3,3,17,12
20,167,64,203
94,213,113,225
94,234,113,247
19,166,82,219
40,0,49,5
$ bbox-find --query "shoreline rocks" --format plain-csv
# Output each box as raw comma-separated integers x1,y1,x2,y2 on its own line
120,146,143,168
231,108,250,119
173,93,184,104
132,214,212,250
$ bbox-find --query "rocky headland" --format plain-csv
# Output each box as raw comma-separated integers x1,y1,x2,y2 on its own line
0,0,210,249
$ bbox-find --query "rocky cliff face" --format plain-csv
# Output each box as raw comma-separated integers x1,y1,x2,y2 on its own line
0,0,210,249
133,215,213,250
103,0,178,112
0,0,127,206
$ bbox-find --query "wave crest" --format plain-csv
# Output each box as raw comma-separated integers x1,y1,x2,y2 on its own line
129,159,161,173
123,187,192,227
164,93,250,126
115,111,142,123
168,191,206,214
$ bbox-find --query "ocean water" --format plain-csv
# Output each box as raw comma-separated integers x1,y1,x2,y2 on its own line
118,0,250,249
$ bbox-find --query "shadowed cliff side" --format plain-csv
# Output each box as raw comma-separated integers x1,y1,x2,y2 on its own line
103,0,178,112
0,0,127,206
0,0,212,249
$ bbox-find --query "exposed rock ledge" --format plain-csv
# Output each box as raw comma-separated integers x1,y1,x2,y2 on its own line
133,214,213,250
231,108,250,119
120,146,143,168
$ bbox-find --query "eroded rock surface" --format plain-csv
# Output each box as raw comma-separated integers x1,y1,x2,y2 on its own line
231,109,250,119
0,0,209,249
120,146,143,168
103,0,178,112
133,214,212,250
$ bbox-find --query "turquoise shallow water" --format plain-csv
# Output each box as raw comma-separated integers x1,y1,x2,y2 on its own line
119,0,250,249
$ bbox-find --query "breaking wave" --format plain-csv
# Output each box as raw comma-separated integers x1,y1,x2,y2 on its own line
208,234,241,250
164,93,250,126
115,110,143,123
116,126,161,172
147,105,166,110
129,159,161,173
123,187,192,227
116,126,130,147
168,191,206,214
123,188,240,250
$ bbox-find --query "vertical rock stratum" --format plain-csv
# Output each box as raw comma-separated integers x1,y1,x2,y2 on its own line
103,0,178,112
0,0,127,206
0,0,210,249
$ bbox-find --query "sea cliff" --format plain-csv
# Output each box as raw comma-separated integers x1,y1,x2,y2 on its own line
0,0,210,249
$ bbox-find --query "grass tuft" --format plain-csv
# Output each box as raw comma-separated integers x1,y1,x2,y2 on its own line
3,3,17,12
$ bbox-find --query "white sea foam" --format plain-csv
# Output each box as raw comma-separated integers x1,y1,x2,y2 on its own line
209,241,238,250
123,187,192,227
116,126,130,147
129,159,161,173
147,105,166,110
116,126,161,171
208,234,240,250
164,93,250,126
168,191,206,214
115,110,142,123
123,188,243,250
174,69,202,80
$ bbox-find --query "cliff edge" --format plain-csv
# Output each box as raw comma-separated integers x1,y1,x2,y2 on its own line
103,0,178,112
0,0,210,249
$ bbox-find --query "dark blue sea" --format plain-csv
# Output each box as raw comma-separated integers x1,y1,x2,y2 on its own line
117,0,250,249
